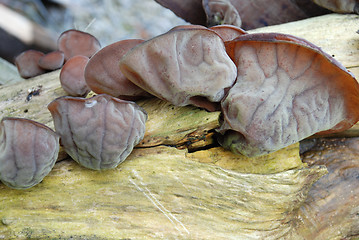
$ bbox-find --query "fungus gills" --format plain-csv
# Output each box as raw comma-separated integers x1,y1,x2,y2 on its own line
0,117,60,189
48,94,147,170
219,33,359,157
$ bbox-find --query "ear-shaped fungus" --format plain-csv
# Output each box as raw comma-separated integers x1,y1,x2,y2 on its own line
58,29,101,61
14,50,46,79
48,94,147,170
60,55,90,97
38,50,65,71
0,117,60,189
119,28,237,111
219,33,359,157
84,39,150,100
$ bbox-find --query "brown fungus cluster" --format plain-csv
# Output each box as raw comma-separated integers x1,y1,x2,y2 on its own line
97,27,359,157
6,25,359,189
14,29,100,96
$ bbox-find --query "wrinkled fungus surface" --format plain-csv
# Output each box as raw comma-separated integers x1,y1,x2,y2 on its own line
119,28,237,111
219,33,359,157
0,117,60,189
48,94,147,170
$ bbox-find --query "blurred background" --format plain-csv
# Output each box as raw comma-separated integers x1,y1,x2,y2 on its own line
0,0,188,63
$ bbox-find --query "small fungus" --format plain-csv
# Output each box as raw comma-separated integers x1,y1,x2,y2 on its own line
58,29,101,61
84,39,151,100
219,33,359,157
60,55,90,97
119,28,237,111
14,50,46,79
47,94,147,170
38,50,65,71
0,117,60,189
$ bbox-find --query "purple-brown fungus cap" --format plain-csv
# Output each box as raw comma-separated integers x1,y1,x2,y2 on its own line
84,39,150,100
219,33,359,157
14,50,46,79
60,55,90,97
38,50,65,71
48,94,147,170
58,29,101,61
119,28,237,111
0,117,60,189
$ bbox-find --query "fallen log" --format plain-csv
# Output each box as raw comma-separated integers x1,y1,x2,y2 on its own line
0,13,358,240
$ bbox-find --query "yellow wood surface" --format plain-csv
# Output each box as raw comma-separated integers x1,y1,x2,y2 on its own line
0,146,326,239
0,13,358,240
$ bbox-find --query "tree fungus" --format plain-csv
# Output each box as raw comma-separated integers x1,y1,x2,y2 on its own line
48,94,147,170
0,117,60,189
38,50,65,71
219,33,359,157
59,55,90,97
84,39,151,100
14,50,46,79
119,28,237,111
57,29,101,61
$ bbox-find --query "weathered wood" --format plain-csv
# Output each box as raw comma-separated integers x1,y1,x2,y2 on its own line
138,98,220,148
0,13,358,240
0,146,326,239
0,70,64,130
298,137,359,240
